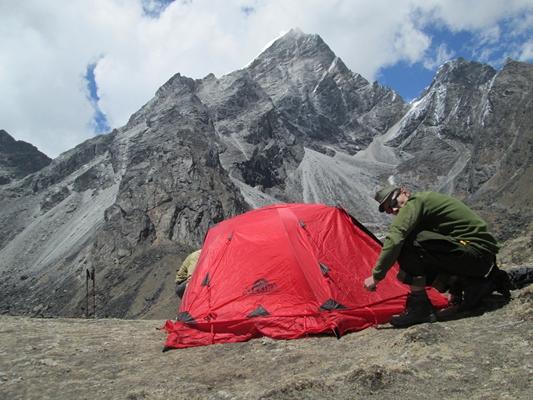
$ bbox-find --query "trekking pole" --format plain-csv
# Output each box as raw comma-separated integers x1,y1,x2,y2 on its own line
91,266,96,318
85,269,89,318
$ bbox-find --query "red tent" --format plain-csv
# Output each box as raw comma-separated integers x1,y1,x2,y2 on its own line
164,203,447,349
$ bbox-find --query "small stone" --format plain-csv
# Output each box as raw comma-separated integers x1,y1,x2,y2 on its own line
39,358,58,367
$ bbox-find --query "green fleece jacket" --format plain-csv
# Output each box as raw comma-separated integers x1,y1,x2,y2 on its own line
372,192,499,281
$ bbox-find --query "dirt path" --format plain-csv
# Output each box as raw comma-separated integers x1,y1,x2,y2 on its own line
1,286,531,400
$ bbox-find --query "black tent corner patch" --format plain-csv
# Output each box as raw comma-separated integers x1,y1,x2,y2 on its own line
201,273,210,287
247,305,270,318
176,311,196,324
319,262,330,276
320,299,346,311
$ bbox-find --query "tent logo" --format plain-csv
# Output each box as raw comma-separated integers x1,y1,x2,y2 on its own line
245,278,277,295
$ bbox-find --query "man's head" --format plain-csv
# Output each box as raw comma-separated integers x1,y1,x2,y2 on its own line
375,186,410,215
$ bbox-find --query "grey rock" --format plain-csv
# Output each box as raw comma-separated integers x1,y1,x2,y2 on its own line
0,129,51,185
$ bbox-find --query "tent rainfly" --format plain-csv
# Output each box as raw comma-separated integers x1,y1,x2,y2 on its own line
164,203,448,349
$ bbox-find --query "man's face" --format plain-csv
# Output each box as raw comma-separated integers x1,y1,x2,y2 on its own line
383,190,407,215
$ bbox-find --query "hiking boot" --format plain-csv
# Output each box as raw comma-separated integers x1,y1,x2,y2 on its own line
507,266,533,289
458,277,495,312
448,277,463,305
437,272,508,320
390,290,436,328
434,280,464,321
487,266,512,299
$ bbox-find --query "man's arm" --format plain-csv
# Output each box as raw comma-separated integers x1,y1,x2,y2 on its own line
175,262,189,284
368,199,423,285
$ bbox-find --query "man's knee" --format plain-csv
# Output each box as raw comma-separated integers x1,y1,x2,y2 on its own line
397,236,442,286
396,269,426,286
397,240,429,279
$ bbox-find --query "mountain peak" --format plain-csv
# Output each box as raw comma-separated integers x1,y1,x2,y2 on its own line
248,28,335,71
415,58,496,99
432,58,496,87
0,129,15,144
0,129,51,185
281,27,306,39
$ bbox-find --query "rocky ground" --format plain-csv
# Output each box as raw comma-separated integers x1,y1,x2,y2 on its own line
1,284,531,400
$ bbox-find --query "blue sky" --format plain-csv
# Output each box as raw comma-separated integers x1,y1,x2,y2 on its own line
85,63,110,133
2,0,532,157
141,0,175,18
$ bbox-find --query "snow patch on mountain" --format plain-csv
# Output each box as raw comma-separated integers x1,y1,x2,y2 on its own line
243,30,290,69
312,56,339,94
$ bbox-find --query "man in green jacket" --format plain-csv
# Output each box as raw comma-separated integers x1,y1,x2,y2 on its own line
363,185,511,327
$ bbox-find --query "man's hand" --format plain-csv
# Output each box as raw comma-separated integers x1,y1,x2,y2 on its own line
364,276,377,291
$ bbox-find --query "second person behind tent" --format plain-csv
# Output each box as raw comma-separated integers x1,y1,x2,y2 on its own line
175,249,201,299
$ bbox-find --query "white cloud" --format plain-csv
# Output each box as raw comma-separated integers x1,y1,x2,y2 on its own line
423,43,455,70
419,0,532,31
511,12,533,36
478,26,501,46
519,40,533,61
0,0,531,158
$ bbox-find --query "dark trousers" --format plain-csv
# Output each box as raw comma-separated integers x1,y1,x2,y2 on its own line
175,281,188,299
397,231,494,286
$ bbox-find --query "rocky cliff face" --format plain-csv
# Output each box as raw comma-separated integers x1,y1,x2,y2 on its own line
0,29,531,318
0,130,51,185
383,58,533,240
0,76,248,318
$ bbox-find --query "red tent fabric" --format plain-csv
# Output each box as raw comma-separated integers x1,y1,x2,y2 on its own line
164,203,447,349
